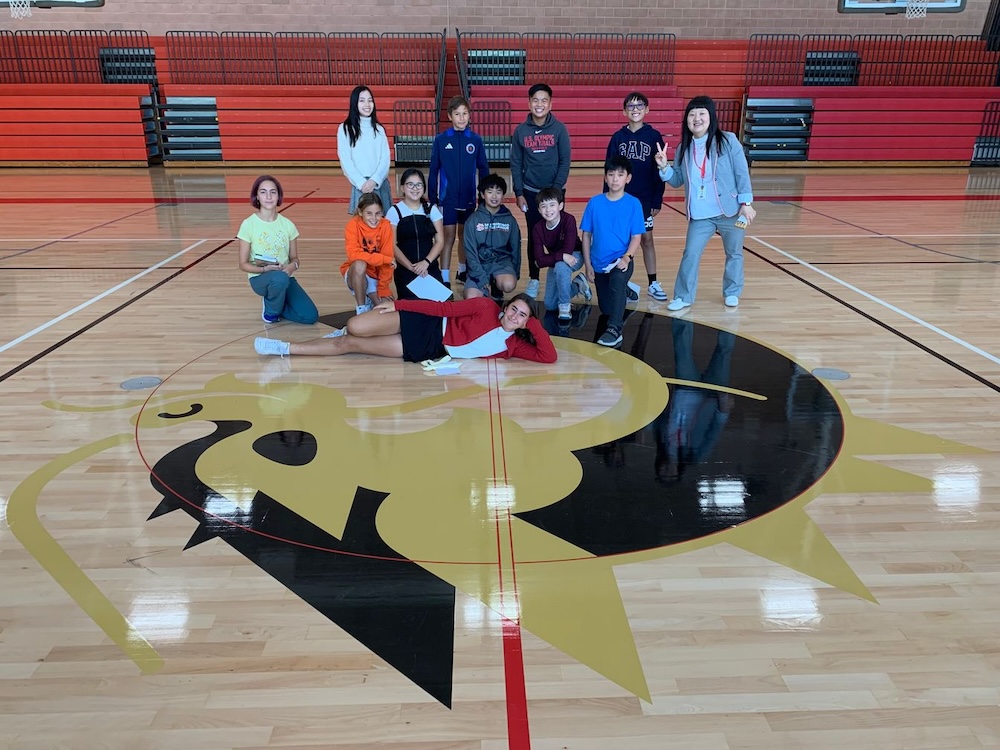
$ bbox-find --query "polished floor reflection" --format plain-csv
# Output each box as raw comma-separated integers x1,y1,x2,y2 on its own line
139,315,845,706
1,167,999,750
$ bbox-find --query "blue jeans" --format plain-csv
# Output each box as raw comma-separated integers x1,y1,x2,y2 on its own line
593,259,634,332
673,214,745,303
543,251,583,309
249,271,319,324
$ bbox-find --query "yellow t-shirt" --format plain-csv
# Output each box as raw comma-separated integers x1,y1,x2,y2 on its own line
237,213,300,278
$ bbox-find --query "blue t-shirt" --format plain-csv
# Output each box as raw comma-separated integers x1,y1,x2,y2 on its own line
580,193,646,271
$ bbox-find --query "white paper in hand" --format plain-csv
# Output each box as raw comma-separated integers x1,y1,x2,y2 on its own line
406,275,453,302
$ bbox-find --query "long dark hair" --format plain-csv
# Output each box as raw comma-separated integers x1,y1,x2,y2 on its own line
342,85,382,148
399,168,431,215
503,292,539,345
675,95,727,165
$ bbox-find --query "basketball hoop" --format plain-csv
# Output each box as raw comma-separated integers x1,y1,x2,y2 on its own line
9,0,33,18
905,0,929,18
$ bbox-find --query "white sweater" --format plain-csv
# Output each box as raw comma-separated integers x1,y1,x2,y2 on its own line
337,116,390,190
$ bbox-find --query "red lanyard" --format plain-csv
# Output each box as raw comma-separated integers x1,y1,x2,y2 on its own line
695,144,708,179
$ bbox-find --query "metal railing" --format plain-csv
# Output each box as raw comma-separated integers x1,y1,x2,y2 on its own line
164,31,445,86
0,29,151,83
433,31,447,115
3,30,994,90
456,31,677,87
972,101,1000,166
747,33,1000,86
455,28,470,100
0,30,446,86
392,99,438,165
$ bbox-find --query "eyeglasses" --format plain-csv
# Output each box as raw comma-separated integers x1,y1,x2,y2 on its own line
625,103,646,111
403,182,424,189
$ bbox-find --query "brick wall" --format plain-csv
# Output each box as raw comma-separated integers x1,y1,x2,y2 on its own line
4,0,987,38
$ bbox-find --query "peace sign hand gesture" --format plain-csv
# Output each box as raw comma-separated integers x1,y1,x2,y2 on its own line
654,141,670,169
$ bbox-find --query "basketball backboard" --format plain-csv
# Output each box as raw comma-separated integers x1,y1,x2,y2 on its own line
1,0,104,11
838,0,965,13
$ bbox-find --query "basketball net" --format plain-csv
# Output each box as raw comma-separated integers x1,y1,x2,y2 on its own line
905,0,929,19
9,0,32,18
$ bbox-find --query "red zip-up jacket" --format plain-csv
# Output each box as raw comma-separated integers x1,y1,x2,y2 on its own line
394,297,557,363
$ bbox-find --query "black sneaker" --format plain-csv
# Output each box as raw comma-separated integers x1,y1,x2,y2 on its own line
456,271,467,284
597,327,623,347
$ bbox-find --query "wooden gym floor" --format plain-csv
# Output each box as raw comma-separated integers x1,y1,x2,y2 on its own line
1,165,999,749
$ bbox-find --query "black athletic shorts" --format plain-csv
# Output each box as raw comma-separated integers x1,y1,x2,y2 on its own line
399,310,447,362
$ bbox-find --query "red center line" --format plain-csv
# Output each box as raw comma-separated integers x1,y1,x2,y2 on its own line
491,358,532,750
502,617,531,749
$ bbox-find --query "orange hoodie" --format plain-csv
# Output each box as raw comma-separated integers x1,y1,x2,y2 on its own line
340,215,395,298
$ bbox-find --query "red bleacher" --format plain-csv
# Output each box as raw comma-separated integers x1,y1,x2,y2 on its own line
0,83,150,163
748,86,998,162
160,84,435,162
0,32,998,166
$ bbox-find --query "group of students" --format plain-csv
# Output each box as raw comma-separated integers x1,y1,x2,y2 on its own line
240,83,755,362
239,169,555,365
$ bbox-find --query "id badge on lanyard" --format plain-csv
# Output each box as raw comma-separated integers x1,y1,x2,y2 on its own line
696,146,708,201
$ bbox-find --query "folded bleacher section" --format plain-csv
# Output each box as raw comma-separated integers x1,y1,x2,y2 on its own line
0,29,998,166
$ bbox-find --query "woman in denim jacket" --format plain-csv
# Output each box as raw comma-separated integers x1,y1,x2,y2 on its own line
655,96,756,311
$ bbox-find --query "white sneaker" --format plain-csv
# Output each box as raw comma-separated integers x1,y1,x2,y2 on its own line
574,274,592,301
323,326,347,338
724,295,739,308
254,337,290,356
666,298,691,312
355,302,372,316
525,278,540,298
558,303,572,320
626,281,640,302
647,281,668,301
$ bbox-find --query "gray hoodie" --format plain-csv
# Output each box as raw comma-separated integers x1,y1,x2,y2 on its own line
510,112,571,196
462,203,522,291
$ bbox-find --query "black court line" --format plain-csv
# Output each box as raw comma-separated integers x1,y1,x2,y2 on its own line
0,203,165,262
3,266,189,271
0,193,315,386
747,246,1000,395
0,239,235,385
780,201,1000,265
775,261,981,267
663,203,1000,395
